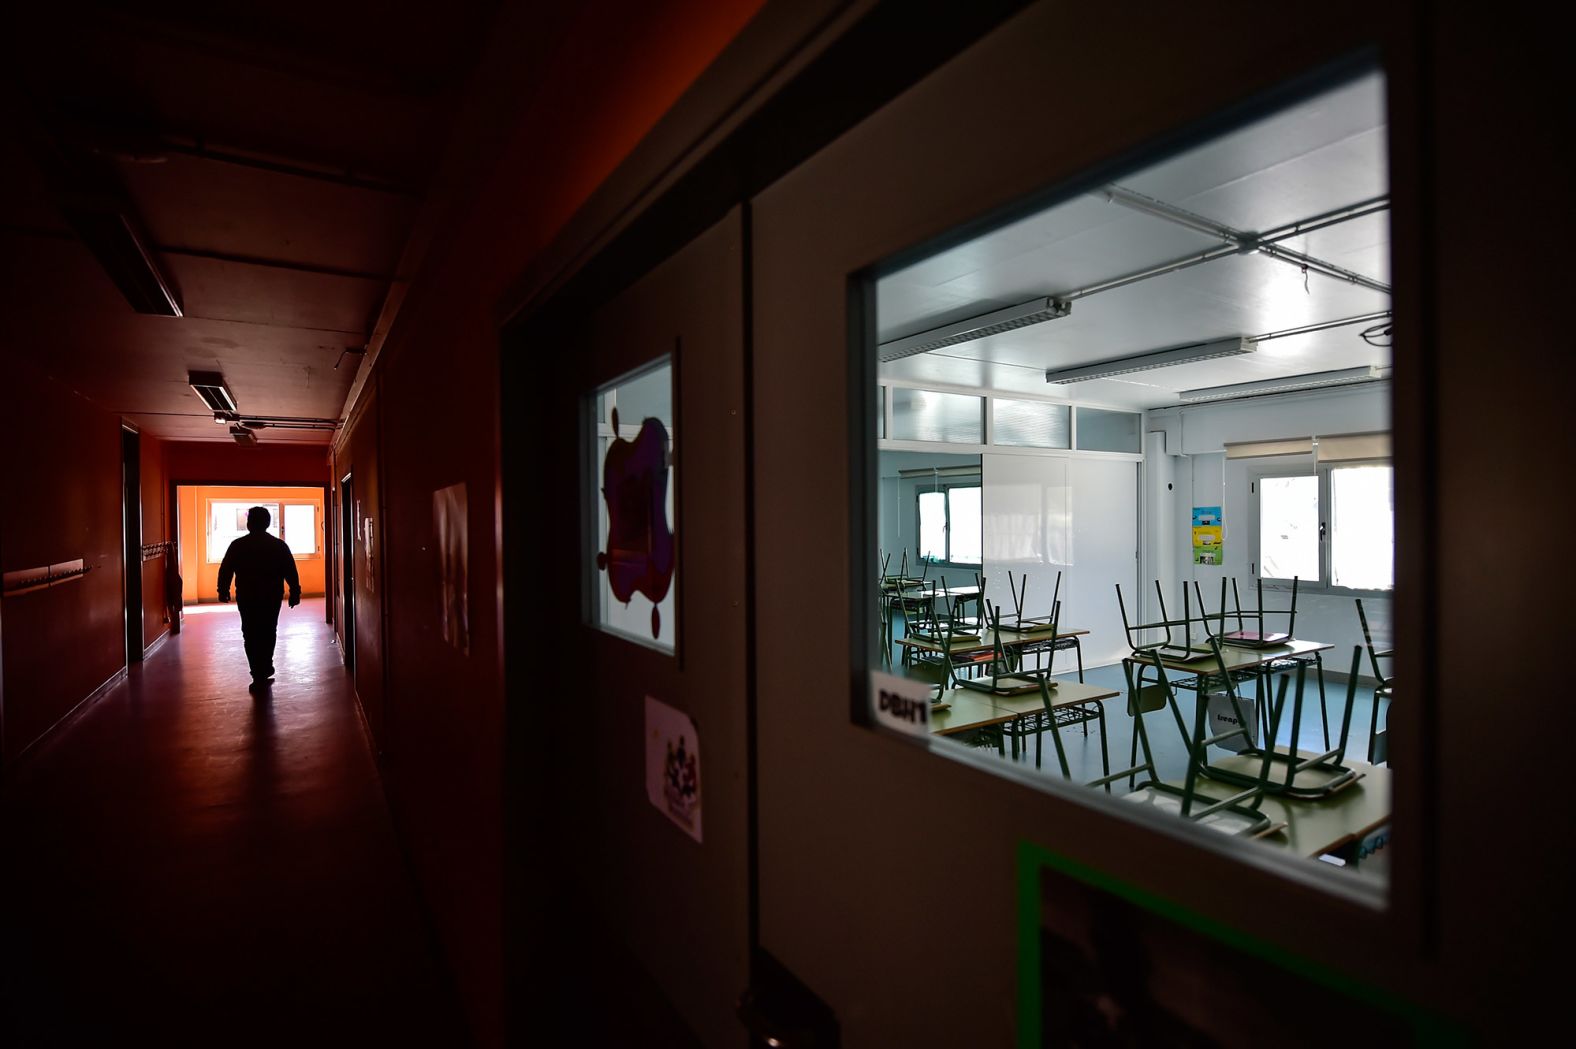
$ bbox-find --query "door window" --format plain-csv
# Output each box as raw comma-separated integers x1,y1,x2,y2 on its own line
590,358,677,652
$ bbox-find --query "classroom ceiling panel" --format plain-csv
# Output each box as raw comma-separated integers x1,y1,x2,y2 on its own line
876,72,1391,411
1124,74,1386,232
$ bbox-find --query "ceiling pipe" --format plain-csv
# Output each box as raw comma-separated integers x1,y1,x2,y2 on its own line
1099,184,1391,294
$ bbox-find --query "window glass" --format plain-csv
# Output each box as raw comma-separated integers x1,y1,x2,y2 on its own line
1075,407,1140,453
890,388,984,443
947,486,982,564
283,504,318,556
1259,476,1319,581
918,491,947,561
208,501,279,562
591,359,677,652
1331,465,1393,590
993,398,1071,448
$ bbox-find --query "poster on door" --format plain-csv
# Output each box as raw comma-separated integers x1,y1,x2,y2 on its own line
1191,506,1223,565
645,695,702,842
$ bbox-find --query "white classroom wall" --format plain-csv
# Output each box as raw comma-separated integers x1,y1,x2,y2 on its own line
1145,382,1394,676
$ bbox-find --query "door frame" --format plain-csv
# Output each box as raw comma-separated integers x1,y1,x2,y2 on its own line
339,471,356,674
121,425,143,664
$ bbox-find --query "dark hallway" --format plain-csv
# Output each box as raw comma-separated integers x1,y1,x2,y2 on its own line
0,600,463,1046
2,2,1572,1045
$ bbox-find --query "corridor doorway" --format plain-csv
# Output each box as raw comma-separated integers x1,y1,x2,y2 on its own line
339,473,355,675
121,427,142,663
173,484,328,609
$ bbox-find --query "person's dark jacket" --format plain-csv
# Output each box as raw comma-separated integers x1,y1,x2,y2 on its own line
218,531,302,605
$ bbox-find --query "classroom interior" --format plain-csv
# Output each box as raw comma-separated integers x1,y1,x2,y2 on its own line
873,72,1393,880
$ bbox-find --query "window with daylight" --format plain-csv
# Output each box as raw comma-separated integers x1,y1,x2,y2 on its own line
1256,464,1393,592
917,483,982,567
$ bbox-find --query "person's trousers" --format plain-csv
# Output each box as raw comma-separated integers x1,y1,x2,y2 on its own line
238,599,283,681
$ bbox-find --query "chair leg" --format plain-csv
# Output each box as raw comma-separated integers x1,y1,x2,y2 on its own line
1368,684,1383,764
1315,653,1329,751
1096,705,1111,792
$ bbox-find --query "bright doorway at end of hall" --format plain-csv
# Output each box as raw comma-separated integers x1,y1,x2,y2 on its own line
176,485,327,606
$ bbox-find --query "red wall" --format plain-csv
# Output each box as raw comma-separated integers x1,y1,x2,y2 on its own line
333,2,764,1042
164,441,330,488
0,356,127,762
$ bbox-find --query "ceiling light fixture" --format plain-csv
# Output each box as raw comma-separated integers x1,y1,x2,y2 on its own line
1179,365,1386,403
189,371,239,414
228,425,258,445
1044,337,1253,384
54,190,183,317
879,297,1072,362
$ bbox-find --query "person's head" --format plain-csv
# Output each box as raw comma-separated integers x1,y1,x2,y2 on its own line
246,506,271,533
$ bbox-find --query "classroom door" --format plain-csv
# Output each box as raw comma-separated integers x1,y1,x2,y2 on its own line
527,208,749,1047
749,5,1393,1045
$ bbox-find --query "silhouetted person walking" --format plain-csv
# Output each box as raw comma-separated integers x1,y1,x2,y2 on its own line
218,506,301,686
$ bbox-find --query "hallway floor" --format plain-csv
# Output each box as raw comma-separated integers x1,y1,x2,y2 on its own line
1,600,465,1047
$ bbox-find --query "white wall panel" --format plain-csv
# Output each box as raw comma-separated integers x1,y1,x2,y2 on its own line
1069,458,1139,667
981,453,1068,620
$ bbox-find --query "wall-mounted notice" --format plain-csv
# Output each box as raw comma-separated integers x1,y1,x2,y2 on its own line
869,670,934,738
1192,506,1224,566
645,695,702,842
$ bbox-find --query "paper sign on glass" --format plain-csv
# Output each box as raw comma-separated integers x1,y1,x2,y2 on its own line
645,695,702,842
869,670,934,738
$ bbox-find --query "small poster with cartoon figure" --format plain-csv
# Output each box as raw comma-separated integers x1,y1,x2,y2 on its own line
1192,506,1224,565
645,695,702,842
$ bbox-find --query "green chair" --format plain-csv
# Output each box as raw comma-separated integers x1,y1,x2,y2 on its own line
1092,645,1280,836
1356,598,1394,764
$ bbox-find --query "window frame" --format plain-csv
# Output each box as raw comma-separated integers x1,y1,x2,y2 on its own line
204,498,322,563
914,478,983,570
1252,458,1393,597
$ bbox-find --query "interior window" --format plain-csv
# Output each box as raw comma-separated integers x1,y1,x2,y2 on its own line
866,69,1394,894
589,358,677,653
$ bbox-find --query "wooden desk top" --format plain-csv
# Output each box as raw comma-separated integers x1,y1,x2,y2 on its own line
929,692,1019,736
1208,754,1390,858
1127,638,1333,675
988,680,1120,716
899,625,1090,657
930,680,1118,735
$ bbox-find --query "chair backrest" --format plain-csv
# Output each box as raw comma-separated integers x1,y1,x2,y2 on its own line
906,614,955,691
1116,581,1202,653
1354,598,1390,685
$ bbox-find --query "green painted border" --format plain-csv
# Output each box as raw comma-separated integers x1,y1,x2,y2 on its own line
1015,839,1466,1048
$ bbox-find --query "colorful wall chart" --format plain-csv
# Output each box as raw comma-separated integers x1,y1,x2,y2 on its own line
1192,506,1223,565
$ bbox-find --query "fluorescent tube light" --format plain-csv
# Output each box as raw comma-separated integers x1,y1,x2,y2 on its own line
1179,365,1384,403
1044,337,1253,384
189,371,239,414
879,298,1071,362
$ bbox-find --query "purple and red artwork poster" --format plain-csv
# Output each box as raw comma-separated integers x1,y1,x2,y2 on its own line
596,407,676,640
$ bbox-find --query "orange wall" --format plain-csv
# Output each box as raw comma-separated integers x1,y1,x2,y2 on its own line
139,433,170,651
179,486,326,603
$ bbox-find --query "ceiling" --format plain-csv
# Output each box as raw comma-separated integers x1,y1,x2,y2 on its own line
0,2,500,443
877,72,1391,410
